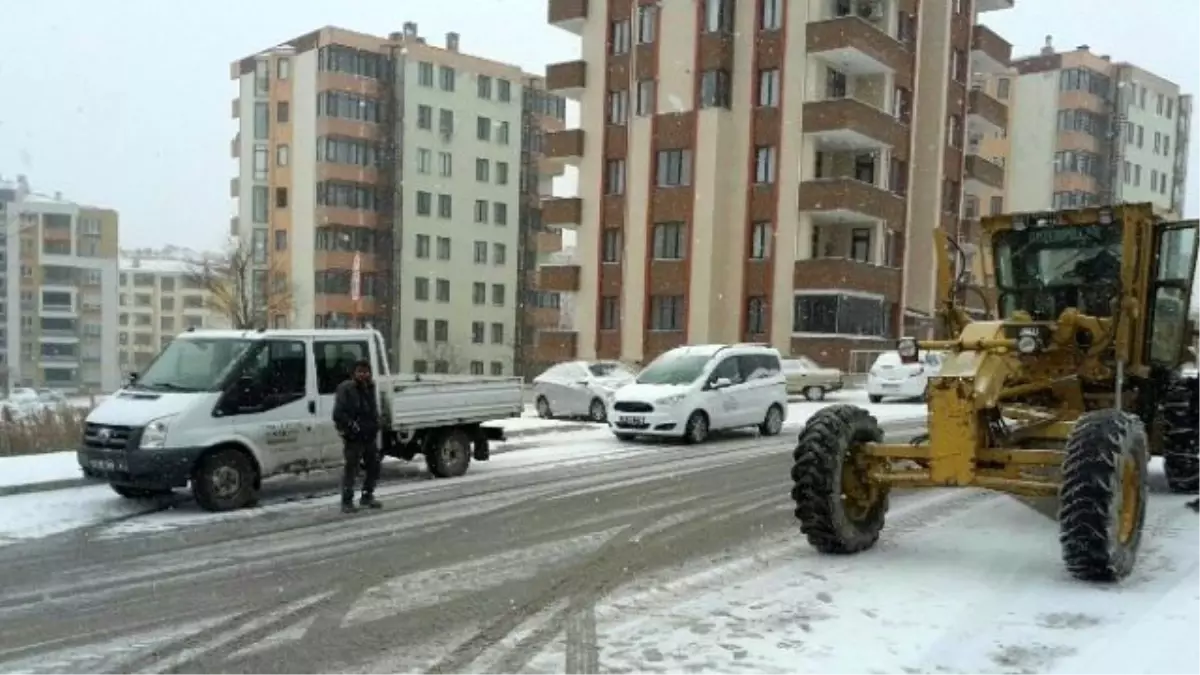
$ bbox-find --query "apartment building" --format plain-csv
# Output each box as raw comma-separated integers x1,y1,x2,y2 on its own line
1008,37,1192,217
230,25,567,377
539,0,1014,369
117,255,227,373
0,176,121,393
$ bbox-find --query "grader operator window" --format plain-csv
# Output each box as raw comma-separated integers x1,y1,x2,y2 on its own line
1146,221,1199,366
992,222,1123,320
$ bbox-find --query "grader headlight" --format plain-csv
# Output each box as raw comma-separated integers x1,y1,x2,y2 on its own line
1017,327,1043,354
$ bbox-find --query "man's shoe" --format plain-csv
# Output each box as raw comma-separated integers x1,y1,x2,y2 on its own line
360,495,383,510
341,502,358,514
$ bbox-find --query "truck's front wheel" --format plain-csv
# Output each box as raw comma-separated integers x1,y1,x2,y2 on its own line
427,430,472,478
192,447,259,512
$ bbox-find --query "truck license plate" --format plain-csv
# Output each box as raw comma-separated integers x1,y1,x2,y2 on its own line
618,416,645,426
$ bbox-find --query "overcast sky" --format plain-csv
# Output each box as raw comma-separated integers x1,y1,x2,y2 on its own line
0,0,1196,251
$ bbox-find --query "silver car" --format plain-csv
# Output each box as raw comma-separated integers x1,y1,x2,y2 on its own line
532,360,636,422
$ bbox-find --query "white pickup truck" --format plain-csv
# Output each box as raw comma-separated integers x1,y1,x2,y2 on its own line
76,328,524,511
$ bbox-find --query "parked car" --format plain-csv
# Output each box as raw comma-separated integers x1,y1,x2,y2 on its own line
608,343,788,444
866,350,946,403
533,360,636,422
781,357,844,401
36,388,69,407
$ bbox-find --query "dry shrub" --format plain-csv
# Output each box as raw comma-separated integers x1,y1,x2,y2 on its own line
0,405,90,457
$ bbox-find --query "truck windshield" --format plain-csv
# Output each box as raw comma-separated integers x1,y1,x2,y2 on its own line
635,354,711,385
134,338,253,392
992,222,1123,320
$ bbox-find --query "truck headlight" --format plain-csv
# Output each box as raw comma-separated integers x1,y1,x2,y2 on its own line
139,415,176,449
1016,327,1042,355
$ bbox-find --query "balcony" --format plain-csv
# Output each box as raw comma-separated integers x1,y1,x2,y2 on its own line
230,178,239,198
793,258,902,302
534,330,577,362
970,25,1011,74
967,88,1007,134
798,178,906,225
976,0,1015,12
807,17,910,78
538,264,581,292
543,129,585,164
230,134,240,159
541,197,583,227
803,97,908,157
231,98,240,119
965,155,1005,190
548,0,587,35
546,60,586,100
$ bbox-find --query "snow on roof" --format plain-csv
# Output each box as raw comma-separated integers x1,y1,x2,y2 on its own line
118,257,197,274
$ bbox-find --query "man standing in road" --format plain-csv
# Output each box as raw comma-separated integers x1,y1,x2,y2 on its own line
332,358,383,513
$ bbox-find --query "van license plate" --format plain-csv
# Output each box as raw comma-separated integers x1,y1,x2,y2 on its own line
618,416,645,426
89,458,126,472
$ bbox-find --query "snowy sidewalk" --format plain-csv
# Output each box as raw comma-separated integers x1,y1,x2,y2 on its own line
0,391,926,497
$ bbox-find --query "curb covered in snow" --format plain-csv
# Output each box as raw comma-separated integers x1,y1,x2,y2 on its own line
0,421,605,499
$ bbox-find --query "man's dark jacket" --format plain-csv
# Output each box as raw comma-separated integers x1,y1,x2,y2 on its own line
332,379,381,443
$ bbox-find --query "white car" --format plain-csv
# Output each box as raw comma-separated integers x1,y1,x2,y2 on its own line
532,360,636,422
866,350,945,403
608,343,789,444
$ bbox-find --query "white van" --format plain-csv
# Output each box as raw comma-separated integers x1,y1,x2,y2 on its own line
608,344,789,444
76,328,523,511
866,350,945,403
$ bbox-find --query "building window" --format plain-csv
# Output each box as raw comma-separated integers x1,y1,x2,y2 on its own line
416,234,430,259
497,121,510,144
253,145,269,180
746,297,767,335
276,101,289,123
439,66,456,91
950,48,967,82
439,151,453,176
703,0,734,33
253,102,269,139
472,282,486,305
610,19,631,54
754,146,777,184
494,243,507,265
251,186,269,223
608,89,629,125
474,240,488,264
760,0,782,30
793,293,891,337
418,62,434,86
472,321,485,343
276,144,290,167
490,361,504,376
601,229,622,263
605,159,626,195
990,195,1004,214
417,105,432,129
491,283,506,306
996,78,1010,100
600,296,620,330
437,236,451,260
947,115,963,148
826,68,847,99
757,69,781,107
656,149,692,187
498,79,512,102
413,318,428,342
637,4,656,43
493,202,508,225
434,319,449,342
496,162,509,185
652,222,686,260
850,228,871,263
491,322,505,344
749,222,771,259
438,194,453,218
275,187,288,208
476,158,490,182
649,295,685,331
440,109,455,137
470,361,484,375
477,74,492,99
415,277,430,301
635,79,656,116
416,191,432,216
277,58,290,80
699,70,731,108
477,116,492,141
474,199,489,223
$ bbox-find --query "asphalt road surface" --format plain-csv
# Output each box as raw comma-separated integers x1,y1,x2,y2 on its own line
0,421,928,674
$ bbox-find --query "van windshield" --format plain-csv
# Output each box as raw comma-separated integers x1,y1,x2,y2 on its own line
135,338,254,392
636,353,711,385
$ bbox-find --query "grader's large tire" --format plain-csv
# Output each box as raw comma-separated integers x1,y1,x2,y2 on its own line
1161,375,1199,494
1059,409,1149,582
790,405,889,554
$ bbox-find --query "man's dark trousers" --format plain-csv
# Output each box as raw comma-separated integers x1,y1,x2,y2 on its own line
342,439,381,504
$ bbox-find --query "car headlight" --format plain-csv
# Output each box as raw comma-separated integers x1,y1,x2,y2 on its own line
139,415,176,449
656,393,686,407
897,338,918,359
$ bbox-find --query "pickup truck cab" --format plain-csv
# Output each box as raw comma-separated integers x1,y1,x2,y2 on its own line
77,328,523,511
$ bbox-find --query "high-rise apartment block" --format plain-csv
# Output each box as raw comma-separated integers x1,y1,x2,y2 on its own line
117,255,228,373
1,176,121,393
1007,37,1192,217
538,0,1015,369
230,25,567,376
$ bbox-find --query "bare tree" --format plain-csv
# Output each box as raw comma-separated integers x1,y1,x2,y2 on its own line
186,239,294,329
416,342,468,374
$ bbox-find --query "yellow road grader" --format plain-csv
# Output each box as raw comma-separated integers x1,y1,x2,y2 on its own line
790,203,1199,582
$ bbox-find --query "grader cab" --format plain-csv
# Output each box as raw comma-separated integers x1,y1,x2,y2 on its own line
789,203,1199,582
